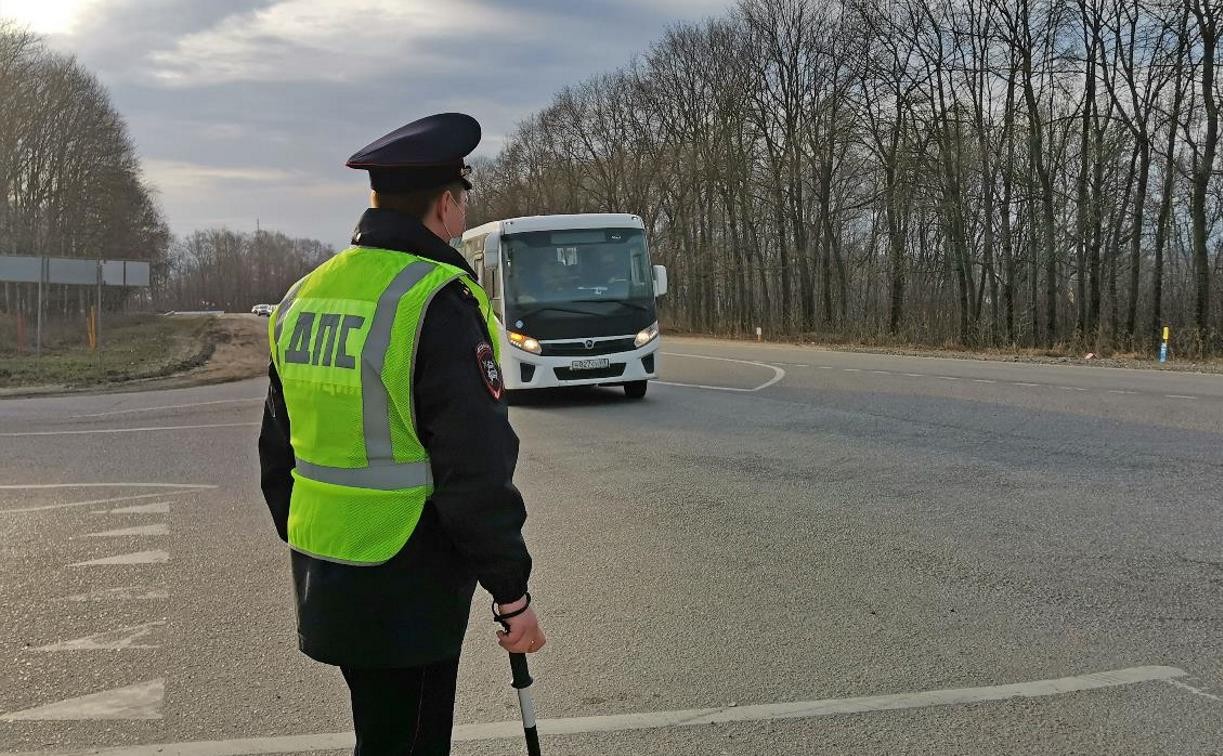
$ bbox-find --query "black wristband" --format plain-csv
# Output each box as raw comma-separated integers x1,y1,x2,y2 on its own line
492,592,531,630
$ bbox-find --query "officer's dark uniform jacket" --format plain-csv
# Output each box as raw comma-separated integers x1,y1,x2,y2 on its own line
258,207,531,668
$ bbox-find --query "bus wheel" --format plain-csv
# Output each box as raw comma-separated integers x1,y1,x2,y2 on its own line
624,381,648,400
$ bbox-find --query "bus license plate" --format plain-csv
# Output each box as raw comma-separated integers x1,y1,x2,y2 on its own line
570,358,610,371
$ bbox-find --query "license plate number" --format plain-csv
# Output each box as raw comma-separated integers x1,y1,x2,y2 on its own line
570,358,610,371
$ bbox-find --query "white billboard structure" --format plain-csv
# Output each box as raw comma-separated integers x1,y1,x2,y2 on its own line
0,255,152,354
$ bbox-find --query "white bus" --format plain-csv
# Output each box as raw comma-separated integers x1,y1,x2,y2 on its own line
459,213,668,399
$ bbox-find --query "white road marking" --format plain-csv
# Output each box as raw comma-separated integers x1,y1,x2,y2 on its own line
71,398,263,419
904,373,923,377
1164,678,1222,702
871,370,891,375
1107,390,1139,395
0,483,213,490
0,422,258,438
0,680,162,721
1165,394,1197,400
844,368,862,373
1015,382,1040,387
7,490,202,514
937,376,960,381
70,550,169,567
86,524,168,537
62,587,169,602
32,621,165,651
2,666,1186,755
658,353,785,393
973,379,996,384
816,366,834,370
102,502,171,515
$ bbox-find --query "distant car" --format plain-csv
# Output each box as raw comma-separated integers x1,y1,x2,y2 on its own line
251,304,274,317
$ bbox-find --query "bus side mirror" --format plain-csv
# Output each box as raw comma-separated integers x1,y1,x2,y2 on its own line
483,233,501,270
652,265,668,297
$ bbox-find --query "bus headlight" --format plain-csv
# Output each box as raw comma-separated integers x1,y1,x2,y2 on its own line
634,322,660,348
508,331,542,355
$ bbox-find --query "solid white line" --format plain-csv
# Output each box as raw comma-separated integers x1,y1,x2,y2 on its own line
659,353,785,393
0,423,258,438
3,666,1186,755
71,399,263,419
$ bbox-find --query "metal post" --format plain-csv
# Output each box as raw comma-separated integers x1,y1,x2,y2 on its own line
35,257,45,357
96,260,103,351
1159,326,1170,364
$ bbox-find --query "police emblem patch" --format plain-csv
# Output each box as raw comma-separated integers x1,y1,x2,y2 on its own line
475,342,503,400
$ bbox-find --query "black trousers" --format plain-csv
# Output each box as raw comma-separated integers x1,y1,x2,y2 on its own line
341,658,461,756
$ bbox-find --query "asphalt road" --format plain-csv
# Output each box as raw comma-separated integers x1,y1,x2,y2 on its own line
1,337,1220,755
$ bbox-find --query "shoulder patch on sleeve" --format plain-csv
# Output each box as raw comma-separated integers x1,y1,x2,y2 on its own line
475,342,504,401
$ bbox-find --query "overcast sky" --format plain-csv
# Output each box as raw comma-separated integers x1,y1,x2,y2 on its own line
0,0,730,248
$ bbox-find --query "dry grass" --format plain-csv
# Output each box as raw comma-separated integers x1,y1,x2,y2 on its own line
0,313,271,395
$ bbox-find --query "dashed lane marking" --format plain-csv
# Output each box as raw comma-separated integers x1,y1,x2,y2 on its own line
85,524,168,537
0,423,259,438
32,621,165,652
0,680,162,721
61,587,169,602
102,502,171,515
70,551,169,567
6,488,209,514
0,483,211,490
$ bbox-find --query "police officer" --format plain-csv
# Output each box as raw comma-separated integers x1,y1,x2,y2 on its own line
258,112,545,755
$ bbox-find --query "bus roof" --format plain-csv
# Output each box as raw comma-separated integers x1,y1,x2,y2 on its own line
463,213,644,240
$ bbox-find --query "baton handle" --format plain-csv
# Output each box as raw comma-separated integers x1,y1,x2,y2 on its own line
508,652,541,755
509,652,534,689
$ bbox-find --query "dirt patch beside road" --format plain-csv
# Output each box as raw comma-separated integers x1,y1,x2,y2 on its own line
0,313,270,397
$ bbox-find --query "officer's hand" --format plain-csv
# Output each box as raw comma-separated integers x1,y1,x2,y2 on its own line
496,597,546,654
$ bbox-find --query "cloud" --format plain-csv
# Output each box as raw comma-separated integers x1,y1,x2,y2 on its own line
146,0,526,87
142,159,301,189
26,0,740,246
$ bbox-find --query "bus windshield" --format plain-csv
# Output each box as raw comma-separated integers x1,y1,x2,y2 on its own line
502,228,654,314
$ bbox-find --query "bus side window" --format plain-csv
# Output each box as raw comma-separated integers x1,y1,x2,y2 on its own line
462,235,486,282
